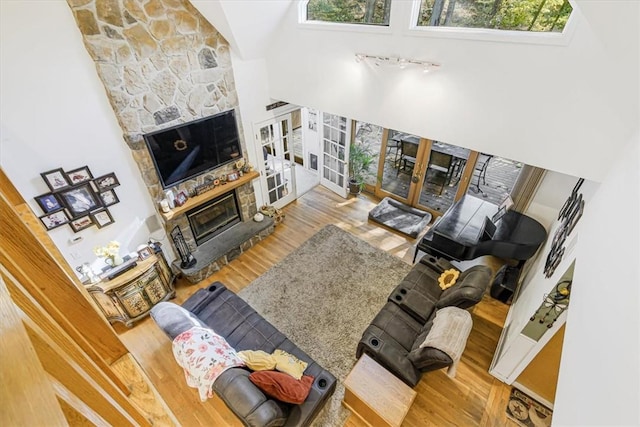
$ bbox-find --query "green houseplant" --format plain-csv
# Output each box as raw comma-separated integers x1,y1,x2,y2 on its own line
348,141,376,194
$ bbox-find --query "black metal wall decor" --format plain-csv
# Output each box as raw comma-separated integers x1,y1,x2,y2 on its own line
35,166,120,233
544,178,585,278
170,226,197,268
530,279,572,329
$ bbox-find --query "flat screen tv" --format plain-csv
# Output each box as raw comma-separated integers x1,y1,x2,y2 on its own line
144,110,242,189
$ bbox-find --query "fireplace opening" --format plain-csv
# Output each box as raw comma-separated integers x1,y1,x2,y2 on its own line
187,191,241,246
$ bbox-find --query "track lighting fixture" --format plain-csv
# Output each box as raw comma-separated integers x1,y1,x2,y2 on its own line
355,53,441,72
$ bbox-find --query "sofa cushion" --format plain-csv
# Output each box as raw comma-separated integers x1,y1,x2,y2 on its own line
213,368,289,427
182,283,288,352
249,371,314,405
436,265,492,309
172,326,245,401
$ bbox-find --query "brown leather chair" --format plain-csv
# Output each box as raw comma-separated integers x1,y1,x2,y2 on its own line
357,256,492,387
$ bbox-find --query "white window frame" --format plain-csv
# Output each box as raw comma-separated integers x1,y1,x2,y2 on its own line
297,0,394,34
296,0,577,45
405,0,578,46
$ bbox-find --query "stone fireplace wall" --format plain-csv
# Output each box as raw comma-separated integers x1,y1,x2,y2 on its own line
66,0,258,248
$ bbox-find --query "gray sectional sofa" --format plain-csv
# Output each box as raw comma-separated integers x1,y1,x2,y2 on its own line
150,282,336,427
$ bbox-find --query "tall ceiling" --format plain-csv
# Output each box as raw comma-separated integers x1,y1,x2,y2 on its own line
191,0,292,60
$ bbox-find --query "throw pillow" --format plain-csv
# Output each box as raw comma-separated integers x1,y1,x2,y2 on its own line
172,326,245,401
272,349,308,380
249,371,314,405
237,350,277,371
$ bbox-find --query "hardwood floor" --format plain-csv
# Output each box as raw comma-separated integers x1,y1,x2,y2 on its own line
117,185,514,426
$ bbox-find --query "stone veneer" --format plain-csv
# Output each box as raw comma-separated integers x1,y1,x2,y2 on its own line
66,0,263,260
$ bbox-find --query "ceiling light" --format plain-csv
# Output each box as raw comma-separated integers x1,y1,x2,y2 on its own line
354,53,440,73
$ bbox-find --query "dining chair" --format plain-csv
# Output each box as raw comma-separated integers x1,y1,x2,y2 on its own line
425,151,453,195
470,153,493,196
396,140,419,176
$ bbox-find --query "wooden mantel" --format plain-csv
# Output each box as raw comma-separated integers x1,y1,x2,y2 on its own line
160,170,259,221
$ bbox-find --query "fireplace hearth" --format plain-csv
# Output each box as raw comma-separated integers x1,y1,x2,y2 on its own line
159,174,276,283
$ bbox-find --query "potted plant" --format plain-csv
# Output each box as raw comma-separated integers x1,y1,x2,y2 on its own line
348,141,376,195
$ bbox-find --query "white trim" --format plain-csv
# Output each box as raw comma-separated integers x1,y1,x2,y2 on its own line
298,0,577,46
405,0,578,46
297,0,392,34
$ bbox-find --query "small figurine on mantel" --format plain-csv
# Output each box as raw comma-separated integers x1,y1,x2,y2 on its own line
234,159,253,177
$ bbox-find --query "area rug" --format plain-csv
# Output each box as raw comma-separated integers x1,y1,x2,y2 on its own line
368,196,432,238
506,388,553,427
238,224,412,427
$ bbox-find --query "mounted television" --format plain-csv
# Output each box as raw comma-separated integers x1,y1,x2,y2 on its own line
144,109,242,189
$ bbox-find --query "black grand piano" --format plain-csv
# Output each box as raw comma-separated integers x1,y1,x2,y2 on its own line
415,195,547,267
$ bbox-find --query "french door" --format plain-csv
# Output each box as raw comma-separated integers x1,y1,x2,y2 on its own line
254,115,297,208
320,113,350,198
375,131,475,217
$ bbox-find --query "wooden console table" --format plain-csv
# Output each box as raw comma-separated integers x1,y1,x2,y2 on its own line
85,253,175,327
343,354,416,427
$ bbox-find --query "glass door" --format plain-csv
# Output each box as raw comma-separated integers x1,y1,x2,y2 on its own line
415,141,472,215
375,133,475,217
376,130,429,204
255,115,297,209
320,113,350,198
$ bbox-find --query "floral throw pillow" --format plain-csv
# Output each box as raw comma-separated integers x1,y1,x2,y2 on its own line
172,326,244,401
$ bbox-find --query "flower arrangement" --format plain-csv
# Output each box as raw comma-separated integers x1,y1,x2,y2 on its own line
94,241,122,266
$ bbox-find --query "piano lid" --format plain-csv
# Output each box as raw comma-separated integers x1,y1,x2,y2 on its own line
418,195,547,262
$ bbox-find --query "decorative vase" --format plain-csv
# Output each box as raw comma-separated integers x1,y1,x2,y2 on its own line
106,254,124,267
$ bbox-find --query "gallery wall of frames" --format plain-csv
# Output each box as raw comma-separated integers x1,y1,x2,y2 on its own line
35,166,120,233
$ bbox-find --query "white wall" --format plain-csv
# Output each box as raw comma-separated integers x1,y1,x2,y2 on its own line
491,176,599,383
0,1,161,271
264,1,639,183
554,132,639,425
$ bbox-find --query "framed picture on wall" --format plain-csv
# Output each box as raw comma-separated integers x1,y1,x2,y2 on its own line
90,209,114,228
40,168,71,192
69,216,94,233
66,166,93,185
59,183,102,217
99,189,119,207
39,210,70,230
94,173,120,191
34,193,63,214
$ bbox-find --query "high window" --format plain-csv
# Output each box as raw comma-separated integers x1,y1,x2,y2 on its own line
306,0,392,25
417,0,573,33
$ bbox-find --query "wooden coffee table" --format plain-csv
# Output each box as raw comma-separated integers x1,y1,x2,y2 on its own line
342,354,417,427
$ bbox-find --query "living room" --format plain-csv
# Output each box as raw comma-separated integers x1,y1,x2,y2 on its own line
1,1,638,426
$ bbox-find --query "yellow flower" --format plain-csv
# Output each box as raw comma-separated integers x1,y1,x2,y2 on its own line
438,268,460,290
